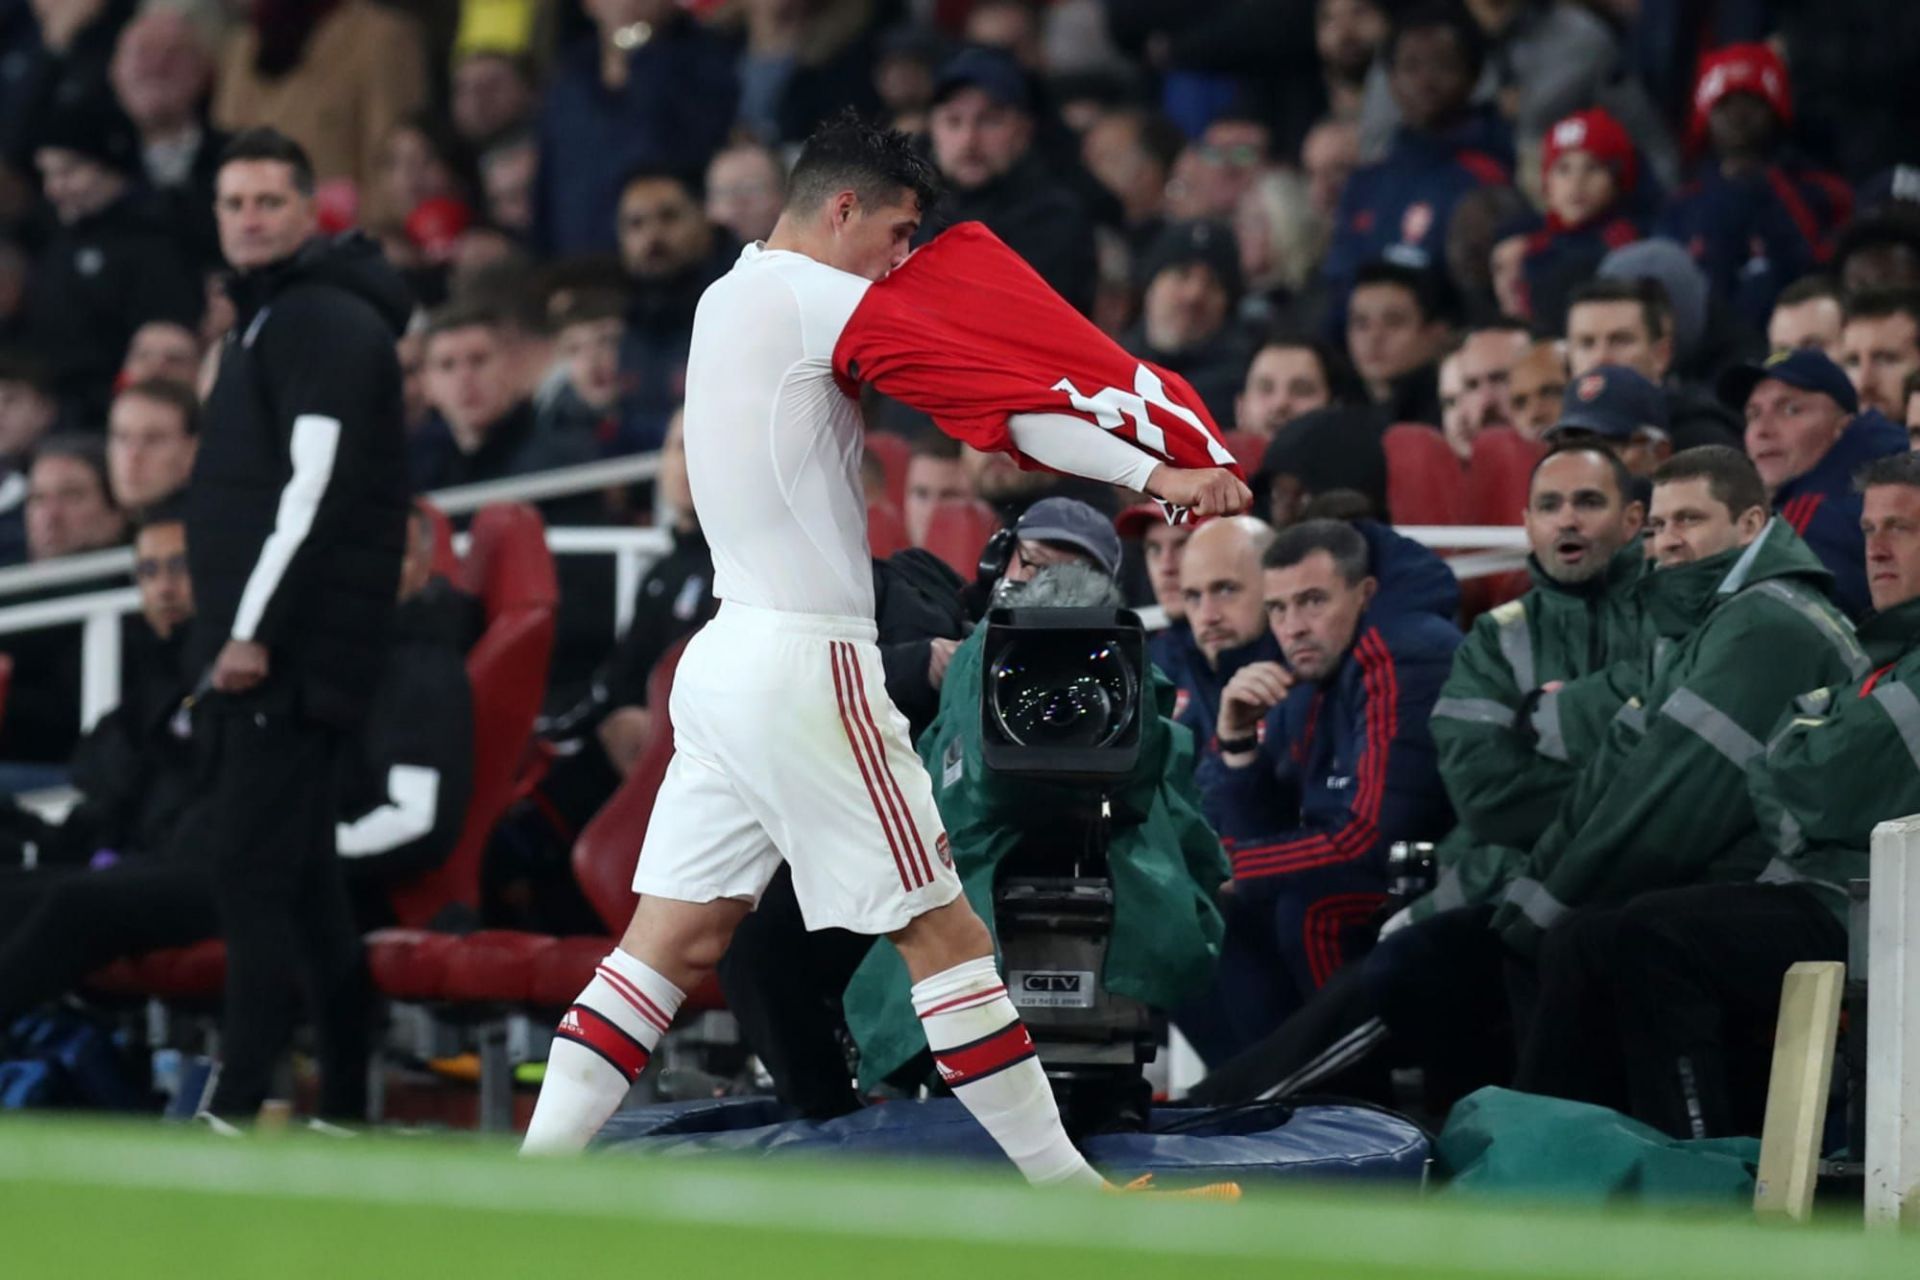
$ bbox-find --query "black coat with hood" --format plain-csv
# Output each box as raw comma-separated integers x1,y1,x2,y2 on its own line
187,232,413,728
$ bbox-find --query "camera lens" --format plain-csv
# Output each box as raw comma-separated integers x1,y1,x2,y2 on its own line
987,635,1138,749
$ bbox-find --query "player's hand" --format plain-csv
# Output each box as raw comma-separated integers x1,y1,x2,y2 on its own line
927,637,960,689
1145,465,1252,517
1218,660,1292,741
211,639,269,693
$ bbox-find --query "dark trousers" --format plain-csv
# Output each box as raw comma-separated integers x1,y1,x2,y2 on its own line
1519,883,1845,1140
202,704,369,1122
716,866,874,1119
0,863,220,1024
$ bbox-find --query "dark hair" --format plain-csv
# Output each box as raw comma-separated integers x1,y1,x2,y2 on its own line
620,166,705,206
1386,2,1488,86
1651,445,1767,521
218,127,316,196
116,377,201,437
1301,489,1377,522
1472,316,1533,340
423,299,507,344
1250,330,1368,407
1845,287,1920,333
909,433,962,460
1776,273,1841,310
785,110,944,221
1570,276,1672,342
136,490,189,531
392,109,481,204
1531,440,1637,508
1351,260,1448,326
0,348,55,396
31,433,117,509
545,286,627,334
1857,451,1920,493
1262,517,1371,585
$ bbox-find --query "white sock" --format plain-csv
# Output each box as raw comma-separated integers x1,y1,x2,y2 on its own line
521,949,685,1155
912,956,1103,1188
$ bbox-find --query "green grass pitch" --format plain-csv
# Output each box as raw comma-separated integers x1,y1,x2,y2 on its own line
0,1118,1916,1278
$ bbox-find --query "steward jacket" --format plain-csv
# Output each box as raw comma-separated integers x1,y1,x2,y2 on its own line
1773,410,1908,620
187,233,412,728
1197,525,1462,887
1490,519,1869,954
1749,596,1920,924
1414,542,1653,921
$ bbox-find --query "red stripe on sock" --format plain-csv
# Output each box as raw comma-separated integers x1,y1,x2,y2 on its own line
934,1020,1037,1088
917,985,1008,1020
831,641,916,890
556,1005,651,1082
595,964,670,1034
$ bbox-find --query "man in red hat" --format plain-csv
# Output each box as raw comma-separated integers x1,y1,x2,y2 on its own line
1655,43,1853,331
1519,108,1644,334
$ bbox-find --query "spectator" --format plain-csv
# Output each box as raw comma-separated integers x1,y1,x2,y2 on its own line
2,0,131,166
1115,501,1198,679
1448,322,1529,461
106,378,197,516
1345,260,1449,426
923,48,1095,314
1596,236,1750,389
1909,368,1920,446
1165,117,1272,223
1321,3,1513,307
1485,207,1538,322
450,50,536,150
1840,290,1920,422
1235,334,1356,439
478,130,537,236
1316,0,1390,123
1182,518,1460,1061
870,23,945,131
1768,275,1844,360
1545,363,1671,481
616,169,737,454
1520,108,1643,334
1486,447,1867,960
1656,43,1853,329
533,0,737,255
1722,348,1905,618
1832,206,1920,299
901,435,972,548
109,6,228,267
188,127,413,1129
1080,108,1182,254
212,0,427,201
415,303,594,490
1301,117,1361,226
1170,515,1278,753
1518,454,1920,1140
119,320,201,389
964,0,1043,69
1249,406,1391,528
733,0,887,146
1448,184,1533,325
0,354,59,566
1123,220,1251,425
1506,339,1566,441
1565,277,1740,452
961,442,1120,527
24,100,201,418
1235,168,1326,325
535,289,626,454
26,435,126,561
705,140,786,248
377,111,478,230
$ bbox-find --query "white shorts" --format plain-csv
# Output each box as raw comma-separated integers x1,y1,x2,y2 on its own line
631,601,963,934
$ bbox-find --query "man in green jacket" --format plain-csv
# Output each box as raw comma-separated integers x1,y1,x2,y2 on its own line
1517,451,1920,1139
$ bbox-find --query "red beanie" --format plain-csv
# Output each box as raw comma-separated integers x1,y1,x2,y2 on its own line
1687,42,1793,153
1542,107,1638,196
406,197,473,257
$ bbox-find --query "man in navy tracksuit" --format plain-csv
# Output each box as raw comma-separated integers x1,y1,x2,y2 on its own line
1169,518,1281,753
1656,43,1852,331
1177,519,1461,1064
1320,5,1513,322
1721,349,1906,618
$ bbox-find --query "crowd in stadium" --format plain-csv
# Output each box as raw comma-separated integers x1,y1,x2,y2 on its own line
1,0,1919,1155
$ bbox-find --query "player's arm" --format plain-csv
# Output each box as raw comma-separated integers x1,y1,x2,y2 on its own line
1005,413,1249,517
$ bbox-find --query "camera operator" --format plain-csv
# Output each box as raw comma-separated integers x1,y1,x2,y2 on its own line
1177,518,1462,1066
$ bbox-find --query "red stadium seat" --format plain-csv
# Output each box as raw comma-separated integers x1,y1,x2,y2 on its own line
387,503,558,929
419,498,458,580
1382,424,1467,527
1466,428,1546,528
864,430,911,510
867,499,909,558
921,499,1001,578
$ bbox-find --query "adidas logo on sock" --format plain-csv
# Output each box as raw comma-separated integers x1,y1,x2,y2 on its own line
557,1008,585,1037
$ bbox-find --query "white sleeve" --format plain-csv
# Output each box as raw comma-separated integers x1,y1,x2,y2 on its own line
231,412,341,642
335,765,441,858
1006,412,1162,493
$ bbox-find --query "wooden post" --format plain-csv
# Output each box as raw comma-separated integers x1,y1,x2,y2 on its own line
1869,817,1920,1228
1754,961,1844,1220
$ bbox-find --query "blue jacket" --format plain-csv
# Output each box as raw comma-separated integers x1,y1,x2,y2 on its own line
533,23,738,256
1172,628,1283,754
1655,162,1852,329
1196,522,1461,886
1321,108,1513,316
1775,410,1908,619
1520,214,1642,333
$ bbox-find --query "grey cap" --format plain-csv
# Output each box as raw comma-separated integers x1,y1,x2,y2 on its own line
1015,497,1122,579
1597,239,1708,363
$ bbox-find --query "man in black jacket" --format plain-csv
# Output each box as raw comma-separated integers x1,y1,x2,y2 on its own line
188,128,411,1127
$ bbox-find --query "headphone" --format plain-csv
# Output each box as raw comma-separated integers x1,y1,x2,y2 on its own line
977,526,1018,584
